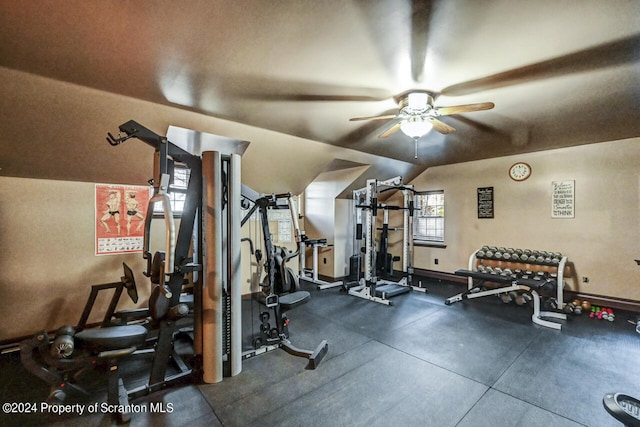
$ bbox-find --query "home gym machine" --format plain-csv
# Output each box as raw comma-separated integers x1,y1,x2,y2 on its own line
345,177,427,305
20,120,245,422
106,120,245,382
240,192,328,369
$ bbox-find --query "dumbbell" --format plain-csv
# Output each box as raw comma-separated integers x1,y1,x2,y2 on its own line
571,299,583,315
543,297,559,310
494,251,503,260
500,293,513,304
563,302,577,314
514,292,532,306
514,248,523,256
502,252,512,261
485,250,494,259
476,250,486,258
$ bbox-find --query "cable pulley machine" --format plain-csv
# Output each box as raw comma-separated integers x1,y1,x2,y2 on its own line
346,177,427,305
108,120,245,382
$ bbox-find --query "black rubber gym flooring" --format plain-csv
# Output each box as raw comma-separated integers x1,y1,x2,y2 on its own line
2,277,640,426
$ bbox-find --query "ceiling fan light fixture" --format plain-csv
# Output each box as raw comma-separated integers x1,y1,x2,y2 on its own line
400,116,433,139
406,92,429,111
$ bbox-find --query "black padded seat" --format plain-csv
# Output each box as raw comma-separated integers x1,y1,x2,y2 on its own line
76,325,148,349
279,291,310,311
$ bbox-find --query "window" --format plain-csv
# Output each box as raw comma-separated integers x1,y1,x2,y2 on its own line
414,190,444,243
153,164,191,216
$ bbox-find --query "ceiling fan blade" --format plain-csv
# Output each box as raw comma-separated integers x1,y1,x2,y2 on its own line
379,122,402,138
430,118,456,134
441,34,640,96
436,102,495,116
410,0,434,83
349,114,398,122
255,94,391,102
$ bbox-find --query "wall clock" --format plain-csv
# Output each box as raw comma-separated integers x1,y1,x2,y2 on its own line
509,162,531,181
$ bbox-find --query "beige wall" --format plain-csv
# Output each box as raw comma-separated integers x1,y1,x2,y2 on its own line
304,165,370,277
405,137,640,301
0,177,151,340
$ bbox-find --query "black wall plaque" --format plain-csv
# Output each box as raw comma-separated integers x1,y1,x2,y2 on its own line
477,187,494,219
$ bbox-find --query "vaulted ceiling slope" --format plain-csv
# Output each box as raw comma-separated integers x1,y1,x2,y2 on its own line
1,0,639,170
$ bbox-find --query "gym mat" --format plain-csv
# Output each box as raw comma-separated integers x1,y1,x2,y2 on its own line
376,307,542,385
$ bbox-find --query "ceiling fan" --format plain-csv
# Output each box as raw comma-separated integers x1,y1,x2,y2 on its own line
349,89,494,157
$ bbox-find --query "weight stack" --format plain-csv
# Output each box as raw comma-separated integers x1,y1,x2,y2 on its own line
348,255,362,281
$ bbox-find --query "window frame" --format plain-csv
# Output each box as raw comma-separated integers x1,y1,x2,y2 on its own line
413,190,445,246
153,163,191,217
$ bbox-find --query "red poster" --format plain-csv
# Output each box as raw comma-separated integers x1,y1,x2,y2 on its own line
95,184,152,255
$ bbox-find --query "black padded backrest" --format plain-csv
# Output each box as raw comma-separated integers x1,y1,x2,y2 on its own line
274,246,299,294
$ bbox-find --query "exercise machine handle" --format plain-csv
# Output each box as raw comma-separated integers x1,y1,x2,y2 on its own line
143,173,176,277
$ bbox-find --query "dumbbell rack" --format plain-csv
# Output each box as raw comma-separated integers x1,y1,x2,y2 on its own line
445,247,568,330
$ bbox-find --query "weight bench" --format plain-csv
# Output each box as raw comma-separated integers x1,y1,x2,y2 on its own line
446,269,566,329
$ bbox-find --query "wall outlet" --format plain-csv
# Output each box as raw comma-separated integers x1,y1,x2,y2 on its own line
434,258,439,265
582,276,589,284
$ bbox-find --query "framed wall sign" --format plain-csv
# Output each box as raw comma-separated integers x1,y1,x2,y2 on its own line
477,186,494,219
552,180,575,218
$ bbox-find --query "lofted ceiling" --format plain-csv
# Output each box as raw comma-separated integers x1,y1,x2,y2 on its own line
1,0,639,172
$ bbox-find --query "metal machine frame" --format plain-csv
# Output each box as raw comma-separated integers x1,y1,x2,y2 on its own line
347,177,427,305
109,120,244,382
